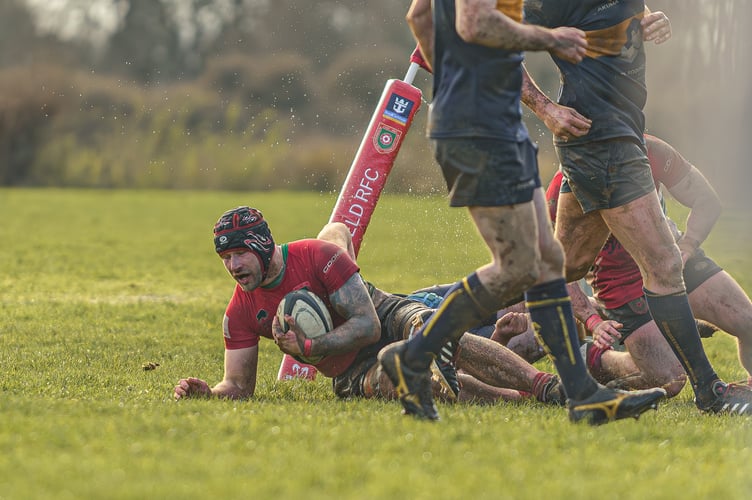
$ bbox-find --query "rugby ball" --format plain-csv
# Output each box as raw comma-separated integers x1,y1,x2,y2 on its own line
276,289,333,364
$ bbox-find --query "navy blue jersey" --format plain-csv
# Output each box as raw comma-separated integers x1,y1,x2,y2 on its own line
524,0,647,146
429,0,529,142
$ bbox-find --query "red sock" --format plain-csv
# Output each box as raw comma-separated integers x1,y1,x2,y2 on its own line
531,372,554,401
586,344,610,373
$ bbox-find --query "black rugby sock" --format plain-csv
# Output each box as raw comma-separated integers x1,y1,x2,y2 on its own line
644,288,718,396
404,273,498,369
526,278,597,400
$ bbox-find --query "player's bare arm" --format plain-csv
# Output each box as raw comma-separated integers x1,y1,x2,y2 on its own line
275,274,379,359
174,345,259,400
212,347,260,399
455,0,586,63
566,282,622,349
521,67,591,140
666,165,723,262
407,0,434,69
642,8,671,44
317,222,357,261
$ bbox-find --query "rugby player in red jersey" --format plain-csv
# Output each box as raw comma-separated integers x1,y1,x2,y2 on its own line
174,208,568,406
545,135,752,398
174,206,381,400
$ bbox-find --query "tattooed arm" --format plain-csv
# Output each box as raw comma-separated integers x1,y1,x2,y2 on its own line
273,273,380,359
456,0,587,63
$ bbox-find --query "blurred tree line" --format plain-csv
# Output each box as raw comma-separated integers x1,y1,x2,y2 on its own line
1,0,750,206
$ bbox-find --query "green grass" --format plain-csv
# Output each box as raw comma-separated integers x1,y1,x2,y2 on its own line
0,188,751,500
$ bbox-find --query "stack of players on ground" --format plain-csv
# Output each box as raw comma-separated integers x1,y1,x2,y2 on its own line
174,1,752,425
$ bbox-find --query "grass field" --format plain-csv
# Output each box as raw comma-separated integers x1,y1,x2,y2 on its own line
1,188,751,499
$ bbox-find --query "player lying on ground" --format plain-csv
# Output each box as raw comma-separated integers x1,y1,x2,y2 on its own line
173,208,564,406
173,206,380,401
318,222,566,406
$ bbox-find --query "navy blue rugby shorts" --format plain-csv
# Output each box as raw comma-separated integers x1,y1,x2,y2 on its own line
332,294,430,398
601,249,723,344
557,139,655,213
432,137,541,207
683,249,723,293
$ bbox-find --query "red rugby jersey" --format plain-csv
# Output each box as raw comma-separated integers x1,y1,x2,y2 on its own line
223,238,360,377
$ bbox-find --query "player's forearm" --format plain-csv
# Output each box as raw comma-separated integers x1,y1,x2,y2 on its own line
566,281,600,324
688,197,721,238
521,67,554,119
308,315,380,358
211,379,255,400
316,275,380,357
681,204,721,252
673,168,722,251
457,8,558,52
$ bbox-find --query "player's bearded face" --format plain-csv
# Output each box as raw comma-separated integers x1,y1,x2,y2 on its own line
221,250,264,291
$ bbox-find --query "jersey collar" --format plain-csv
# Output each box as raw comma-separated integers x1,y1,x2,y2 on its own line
261,243,288,289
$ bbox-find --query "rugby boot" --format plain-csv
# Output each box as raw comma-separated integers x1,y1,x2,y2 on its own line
696,380,752,415
536,374,566,406
569,385,666,425
431,340,460,400
378,340,439,420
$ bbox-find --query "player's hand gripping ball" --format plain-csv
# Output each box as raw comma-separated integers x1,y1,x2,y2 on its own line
276,289,333,364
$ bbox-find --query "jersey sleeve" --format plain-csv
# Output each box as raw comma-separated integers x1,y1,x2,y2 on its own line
309,240,361,293
646,134,692,189
222,286,260,350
